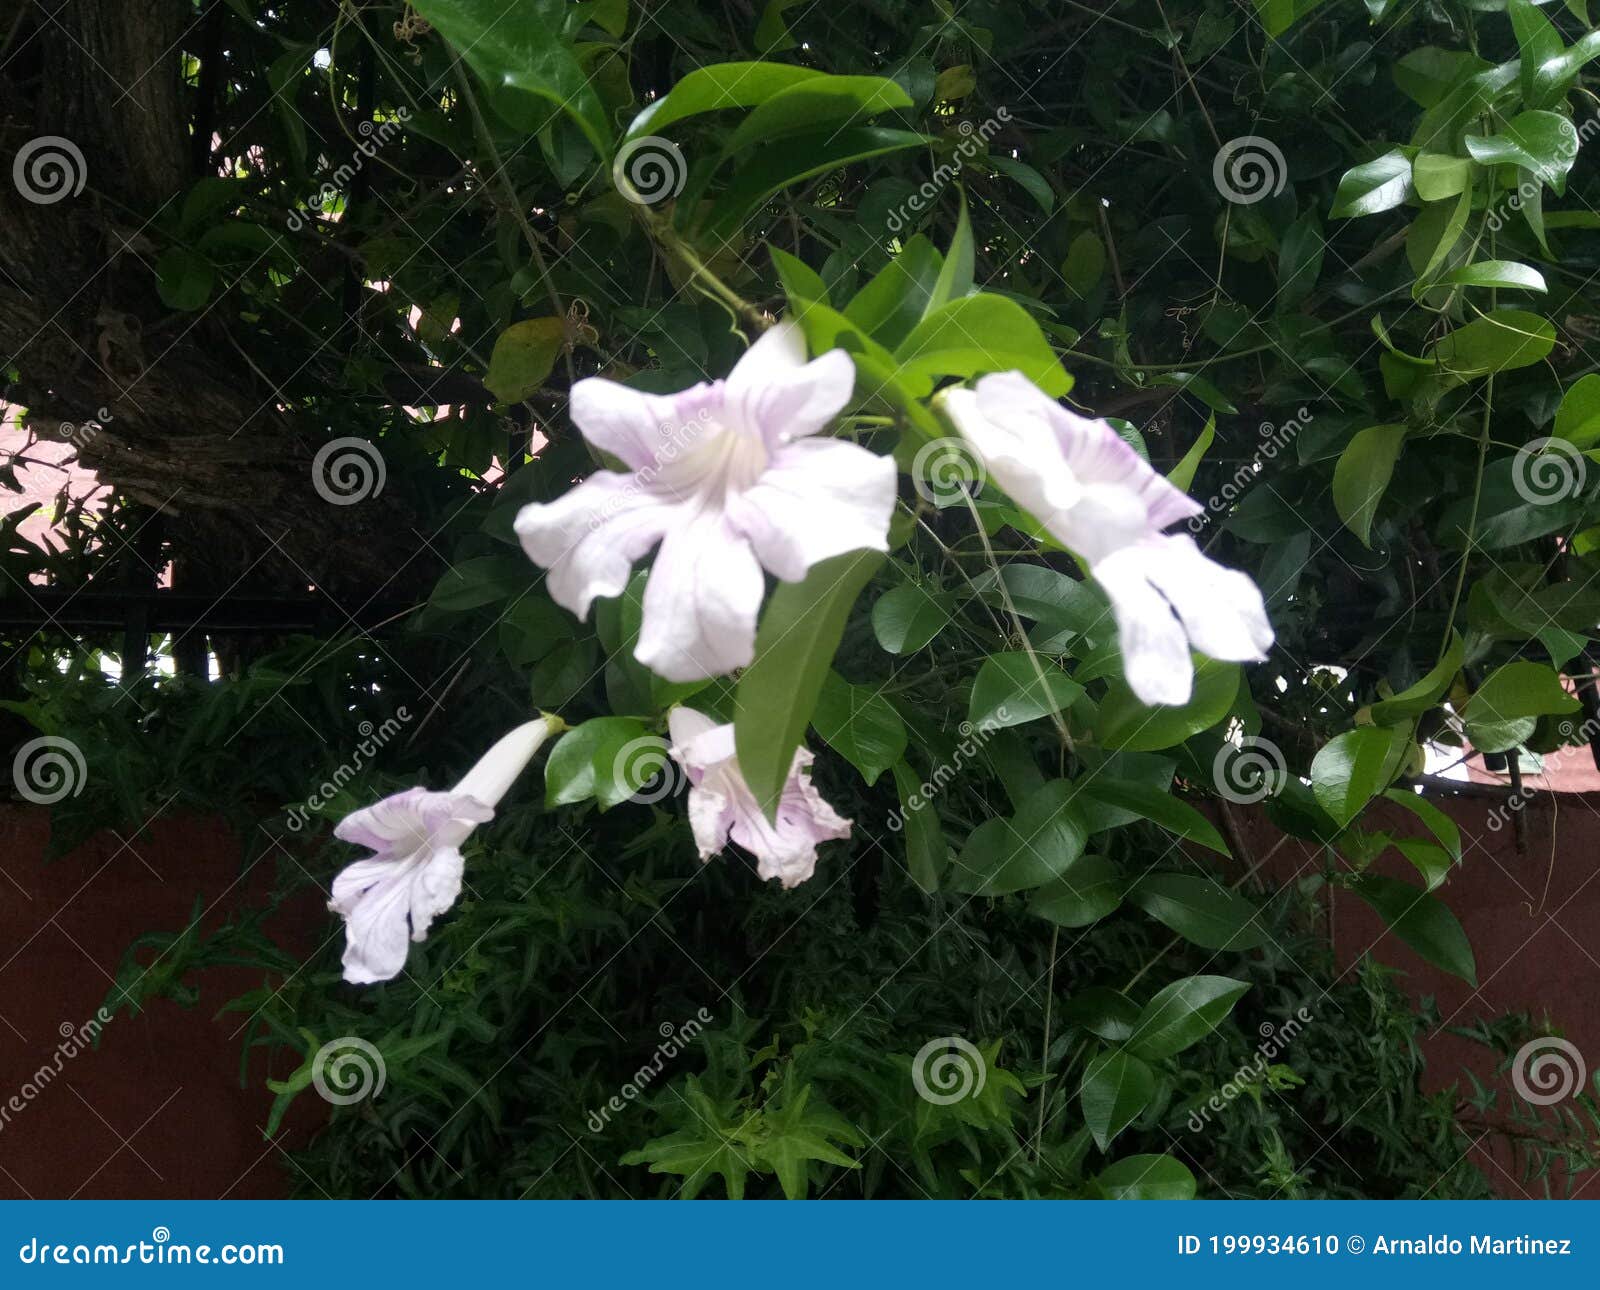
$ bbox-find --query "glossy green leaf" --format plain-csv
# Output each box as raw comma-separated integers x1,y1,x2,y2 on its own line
1310,725,1410,828
1095,1154,1197,1200
810,671,906,786
968,652,1083,731
1330,149,1412,218
1096,659,1240,752
1126,974,1251,1060
1332,424,1406,547
1128,875,1266,950
1351,873,1476,984
1080,1048,1156,1150
1027,854,1123,927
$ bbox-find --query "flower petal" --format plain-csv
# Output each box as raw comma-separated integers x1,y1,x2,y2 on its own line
516,472,677,619
569,377,691,471
635,513,764,682
728,438,897,582
943,380,1082,521
452,719,555,808
727,750,851,888
1137,535,1275,661
725,322,855,445
1092,547,1195,706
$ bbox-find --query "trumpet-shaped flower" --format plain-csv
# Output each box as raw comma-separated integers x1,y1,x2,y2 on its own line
515,322,895,683
940,372,1273,706
328,718,556,984
667,707,850,888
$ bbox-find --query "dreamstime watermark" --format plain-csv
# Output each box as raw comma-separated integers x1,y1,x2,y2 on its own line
612,135,687,205
1485,113,1588,234
586,404,716,531
585,1007,714,1132
18,1227,284,1266
287,109,411,230
886,713,1007,832
11,735,87,805
311,1036,386,1106
1484,714,1600,832
911,437,987,506
609,734,686,806
0,1008,113,1134
1185,1008,1312,1132
312,437,386,505
13,135,86,204
1511,1036,1587,1107
886,108,1012,233
911,1034,986,1105
1187,407,1313,529
284,709,412,831
1211,735,1288,805
51,406,112,451
1212,136,1287,205
1511,436,1587,507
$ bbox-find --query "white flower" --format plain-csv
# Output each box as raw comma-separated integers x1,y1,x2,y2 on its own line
515,322,896,683
667,707,850,888
328,718,556,984
940,372,1273,706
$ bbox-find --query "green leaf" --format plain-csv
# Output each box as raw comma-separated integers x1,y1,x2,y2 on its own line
735,550,882,817
1127,974,1251,1060
1311,725,1411,829
1429,310,1555,379
1080,1048,1156,1150
843,236,943,351
725,76,912,152
704,127,929,238
1332,424,1407,547
1096,659,1241,751
484,317,565,403
155,247,214,312
948,779,1089,896
544,716,649,807
1465,111,1579,194
1072,779,1227,854
1062,230,1106,299
1530,28,1600,108
753,1085,862,1199
893,294,1070,398
1277,209,1324,310
1555,373,1600,448
871,582,952,654
1508,0,1564,107
1438,260,1546,293
968,652,1083,731
1330,149,1412,218
1351,874,1477,984
979,566,1107,638
1462,661,1579,752
1061,987,1141,1042
1027,854,1123,927
1095,1154,1197,1200
810,671,906,787
1128,875,1267,951
410,0,611,152
625,61,823,140
1166,416,1216,492
1384,788,1462,862
891,760,948,893
925,189,974,315
1412,152,1474,200
1369,631,1464,724
619,1076,753,1199
428,555,529,612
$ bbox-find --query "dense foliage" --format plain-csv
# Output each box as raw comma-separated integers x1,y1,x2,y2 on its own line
9,0,1600,1197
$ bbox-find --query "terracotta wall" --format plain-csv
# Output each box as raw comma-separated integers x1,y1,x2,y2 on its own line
1,790,1597,1199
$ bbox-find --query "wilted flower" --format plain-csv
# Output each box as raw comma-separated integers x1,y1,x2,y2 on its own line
667,706,850,888
328,718,557,984
940,372,1272,705
516,321,895,682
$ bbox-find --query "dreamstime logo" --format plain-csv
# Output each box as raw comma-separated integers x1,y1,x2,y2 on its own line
887,713,1006,832
1187,408,1313,529
312,437,386,505
612,135,687,205
1186,1009,1312,1132
284,709,412,831
1511,1036,1586,1107
586,1007,713,1133
311,1036,386,1106
1512,437,1586,506
13,136,86,205
886,108,1011,232
611,735,685,805
1487,715,1600,831
12,736,87,805
911,437,986,506
1212,136,1287,205
54,407,112,451
0,1008,113,1135
1212,736,1287,804
287,108,410,230
911,1035,986,1105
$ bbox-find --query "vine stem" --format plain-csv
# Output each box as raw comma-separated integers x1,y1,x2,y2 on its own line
1034,925,1060,1161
